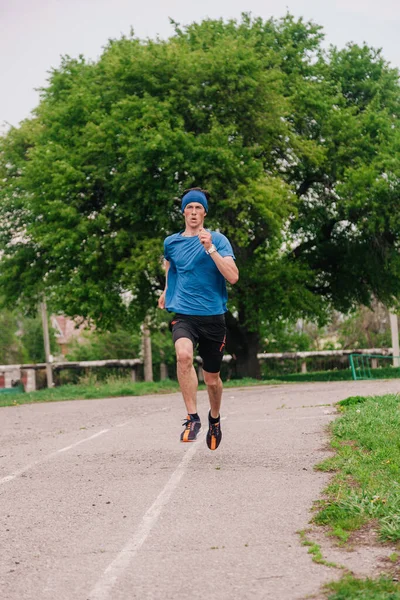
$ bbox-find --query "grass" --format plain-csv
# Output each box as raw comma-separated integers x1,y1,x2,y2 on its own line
268,369,355,382
324,575,400,599
266,366,400,383
311,392,400,598
315,393,400,543
298,529,340,568
0,376,283,408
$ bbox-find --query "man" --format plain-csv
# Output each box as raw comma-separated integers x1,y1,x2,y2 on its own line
158,187,239,450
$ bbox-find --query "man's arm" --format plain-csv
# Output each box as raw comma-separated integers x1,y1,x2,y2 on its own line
157,259,170,309
209,254,239,285
198,229,239,284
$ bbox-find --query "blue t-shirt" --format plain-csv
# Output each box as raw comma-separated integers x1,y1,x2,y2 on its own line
164,230,235,316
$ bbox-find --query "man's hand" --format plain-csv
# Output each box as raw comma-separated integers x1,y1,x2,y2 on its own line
198,228,212,251
158,291,166,309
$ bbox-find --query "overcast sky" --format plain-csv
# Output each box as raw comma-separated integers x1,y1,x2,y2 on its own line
1,0,399,130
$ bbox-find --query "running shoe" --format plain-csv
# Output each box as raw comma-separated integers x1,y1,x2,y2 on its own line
180,415,202,442
206,411,222,451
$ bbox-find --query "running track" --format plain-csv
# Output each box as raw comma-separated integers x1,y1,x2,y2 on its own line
1,379,399,599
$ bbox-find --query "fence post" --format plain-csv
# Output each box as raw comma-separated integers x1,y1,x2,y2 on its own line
24,368,37,392
4,368,21,388
40,301,54,388
389,313,400,367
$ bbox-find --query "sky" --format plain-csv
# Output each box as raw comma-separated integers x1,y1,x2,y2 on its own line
1,0,399,130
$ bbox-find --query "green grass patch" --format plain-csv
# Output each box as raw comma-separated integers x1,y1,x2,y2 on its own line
298,530,340,568
269,369,355,382
265,366,400,383
0,376,282,407
311,394,400,598
315,393,400,543
324,575,400,599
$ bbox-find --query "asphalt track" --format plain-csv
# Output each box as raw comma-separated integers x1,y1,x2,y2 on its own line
1,379,399,600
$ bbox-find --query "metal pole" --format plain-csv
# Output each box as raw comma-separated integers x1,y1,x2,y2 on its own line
349,354,357,381
389,312,400,367
40,301,54,388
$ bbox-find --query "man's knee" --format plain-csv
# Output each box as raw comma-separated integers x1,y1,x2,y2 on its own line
176,346,194,369
203,370,221,388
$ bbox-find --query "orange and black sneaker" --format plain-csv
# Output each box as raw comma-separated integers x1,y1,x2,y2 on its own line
206,411,222,451
180,415,202,442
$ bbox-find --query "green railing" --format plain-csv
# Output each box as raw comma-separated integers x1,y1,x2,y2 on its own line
349,353,400,380
0,384,24,395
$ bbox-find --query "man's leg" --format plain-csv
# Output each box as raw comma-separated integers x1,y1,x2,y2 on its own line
202,370,223,418
175,337,198,415
199,324,225,451
203,369,223,451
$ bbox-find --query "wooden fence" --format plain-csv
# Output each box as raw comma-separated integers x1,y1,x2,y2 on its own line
0,348,394,392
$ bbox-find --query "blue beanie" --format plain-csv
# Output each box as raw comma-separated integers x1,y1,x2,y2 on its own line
181,190,208,213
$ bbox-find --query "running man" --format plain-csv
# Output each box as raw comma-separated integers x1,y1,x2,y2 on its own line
158,188,239,450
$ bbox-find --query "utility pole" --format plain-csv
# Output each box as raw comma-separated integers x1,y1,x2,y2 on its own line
40,301,54,388
389,312,400,367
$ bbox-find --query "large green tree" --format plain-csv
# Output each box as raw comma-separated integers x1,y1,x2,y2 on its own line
1,14,400,376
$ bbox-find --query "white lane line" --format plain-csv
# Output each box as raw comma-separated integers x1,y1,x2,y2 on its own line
140,406,169,418
87,440,201,600
0,412,155,485
0,410,217,486
0,475,17,484
56,429,110,453
0,428,110,485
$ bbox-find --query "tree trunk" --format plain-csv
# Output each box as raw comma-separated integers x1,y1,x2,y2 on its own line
159,349,168,380
141,321,153,382
225,312,261,379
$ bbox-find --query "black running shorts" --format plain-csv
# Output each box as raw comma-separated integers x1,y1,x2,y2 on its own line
171,313,226,373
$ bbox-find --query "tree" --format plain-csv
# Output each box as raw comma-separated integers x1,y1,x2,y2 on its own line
1,15,400,377
67,327,141,361
0,307,58,364
66,312,175,380
286,42,400,312
19,314,58,363
0,309,25,364
337,302,391,349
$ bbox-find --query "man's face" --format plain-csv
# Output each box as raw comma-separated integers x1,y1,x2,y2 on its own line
183,202,206,228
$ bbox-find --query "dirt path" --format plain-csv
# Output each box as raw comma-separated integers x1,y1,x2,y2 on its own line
1,379,399,599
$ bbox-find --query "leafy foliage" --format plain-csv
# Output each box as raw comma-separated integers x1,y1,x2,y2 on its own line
1,14,399,375
261,319,313,352
66,327,141,361
19,314,58,363
337,303,391,349
0,308,58,364
0,309,25,364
